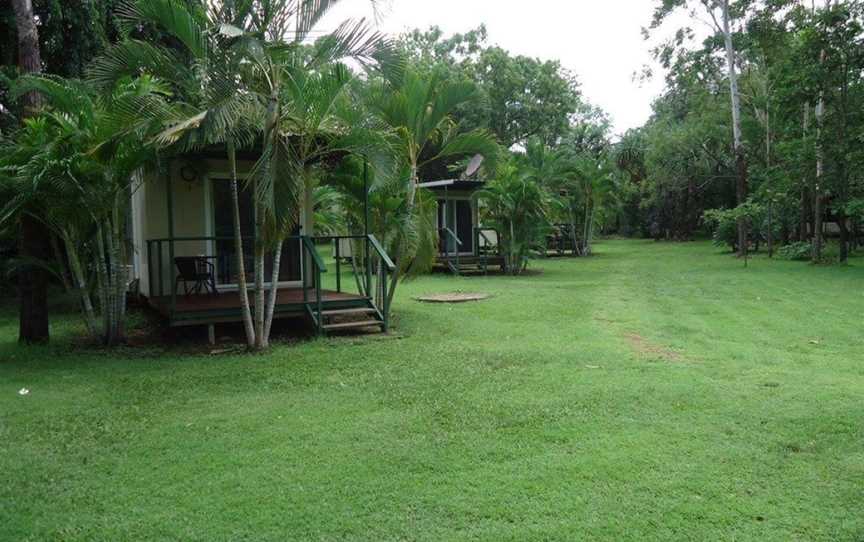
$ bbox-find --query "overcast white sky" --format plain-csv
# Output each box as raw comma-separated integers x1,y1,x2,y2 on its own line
320,0,685,136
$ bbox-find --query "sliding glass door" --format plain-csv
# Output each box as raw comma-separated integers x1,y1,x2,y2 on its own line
211,179,301,285
437,199,474,255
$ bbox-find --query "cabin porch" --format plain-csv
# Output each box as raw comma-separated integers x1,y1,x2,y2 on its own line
143,235,393,334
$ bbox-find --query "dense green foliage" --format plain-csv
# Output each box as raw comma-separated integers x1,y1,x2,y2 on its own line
398,26,594,148
620,1,864,264
1,2,616,345
2,240,863,540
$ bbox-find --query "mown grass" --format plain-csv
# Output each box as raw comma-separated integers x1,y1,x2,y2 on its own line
1,240,862,541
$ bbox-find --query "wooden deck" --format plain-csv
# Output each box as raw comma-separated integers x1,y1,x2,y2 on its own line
148,288,372,327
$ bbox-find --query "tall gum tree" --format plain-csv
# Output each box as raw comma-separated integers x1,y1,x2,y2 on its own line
11,0,50,344
651,0,750,257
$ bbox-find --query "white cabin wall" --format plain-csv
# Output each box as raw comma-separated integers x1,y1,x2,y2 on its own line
135,156,301,297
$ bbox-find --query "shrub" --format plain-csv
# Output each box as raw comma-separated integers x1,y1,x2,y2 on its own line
703,202,765,252
777,241,812,261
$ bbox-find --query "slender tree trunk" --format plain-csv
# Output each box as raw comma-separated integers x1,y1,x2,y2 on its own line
767,199,774,258
800,104,811,241
509,218,516,274
302,172,316,283
105,216,120,345
253,196,266,351
349,243,366,296
262,239,283,346
721,0,749,259
582,186,593,255
837,54,850,263
386,165,419,312
63,232,99,340
255,87,280,349
94,222,111,344
228,139,255,347
50,234,73,293
813,52,827,263
13,0,49,345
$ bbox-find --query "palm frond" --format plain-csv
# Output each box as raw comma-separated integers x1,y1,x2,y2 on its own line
117,0,208,59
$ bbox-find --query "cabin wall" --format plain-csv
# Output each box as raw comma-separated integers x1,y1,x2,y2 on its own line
132,156,307,297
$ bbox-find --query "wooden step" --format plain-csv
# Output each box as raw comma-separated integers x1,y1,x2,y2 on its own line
321,307,376,317
322,320,384,331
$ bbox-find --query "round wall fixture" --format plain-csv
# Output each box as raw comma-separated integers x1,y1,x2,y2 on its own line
180,164,198,183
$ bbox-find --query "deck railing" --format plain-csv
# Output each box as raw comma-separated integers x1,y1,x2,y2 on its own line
146,234,395,331
439,227,463,274
312,234,395,331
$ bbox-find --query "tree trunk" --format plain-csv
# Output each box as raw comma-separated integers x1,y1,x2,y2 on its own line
262,239,284,346
813,55,827,263
94,222,111,344
63,233,99,340
386,165,419,312
799,104,811,241
253,189,266,351
13,0,50,345
767,199,774,258
228,139,256,348
721,0,748,259
50,234,73,293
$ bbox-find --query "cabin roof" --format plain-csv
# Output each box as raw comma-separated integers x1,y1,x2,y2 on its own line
418,179,485,192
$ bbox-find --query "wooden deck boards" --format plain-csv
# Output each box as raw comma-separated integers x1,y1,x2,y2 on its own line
147,288,370,326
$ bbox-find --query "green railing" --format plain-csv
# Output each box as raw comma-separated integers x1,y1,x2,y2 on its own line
313,234,395,332
439,227,463,275
300,236,327,334
145,235,319,322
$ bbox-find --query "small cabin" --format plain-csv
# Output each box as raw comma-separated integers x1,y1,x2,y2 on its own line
419,179,503,274
129,148,392,336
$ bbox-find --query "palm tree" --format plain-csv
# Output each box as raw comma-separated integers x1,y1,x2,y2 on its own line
519,136,580,251
0,75,167,345
367,68,499,308
571,152,617,255
90,0,262,347
476,160,551,274
90,0,393,349
225,2,397,348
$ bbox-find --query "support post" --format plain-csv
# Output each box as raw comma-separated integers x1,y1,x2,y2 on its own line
335,239,341,293
302,236,308,305
364,159,372,298
146,241,154,300
315,268,323,336
382,269,389,333
166,164,176,318
157,240,164,298
207,324,216,346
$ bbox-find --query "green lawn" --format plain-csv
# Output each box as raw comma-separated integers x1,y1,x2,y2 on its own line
1,240,863,541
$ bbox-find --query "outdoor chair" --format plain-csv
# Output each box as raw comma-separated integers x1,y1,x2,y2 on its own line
174,257,217,296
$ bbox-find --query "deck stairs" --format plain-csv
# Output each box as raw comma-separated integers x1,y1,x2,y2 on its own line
306,297,386,335
435,254,506,276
